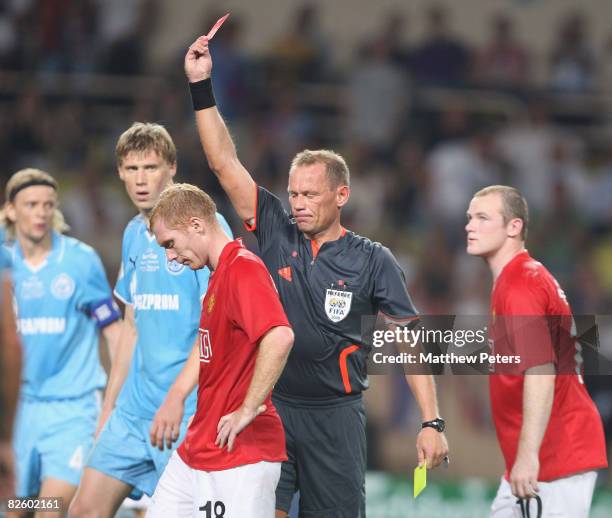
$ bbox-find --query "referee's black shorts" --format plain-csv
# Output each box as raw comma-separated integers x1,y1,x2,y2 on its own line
273,395,366,518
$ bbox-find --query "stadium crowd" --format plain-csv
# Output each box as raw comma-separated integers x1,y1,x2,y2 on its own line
1,0,611,486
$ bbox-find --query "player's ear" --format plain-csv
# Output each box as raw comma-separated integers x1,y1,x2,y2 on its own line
336,185,350,208
4,203,16,223
190,216,204,233
168,161,177,178
507,217,523,238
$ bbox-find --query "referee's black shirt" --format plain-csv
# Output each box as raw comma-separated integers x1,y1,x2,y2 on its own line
248,186,418,403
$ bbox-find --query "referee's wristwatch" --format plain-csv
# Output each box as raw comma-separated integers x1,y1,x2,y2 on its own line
421,418,445,433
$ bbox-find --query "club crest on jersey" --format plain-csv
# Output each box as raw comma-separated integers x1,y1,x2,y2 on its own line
51,273,75,300
166,259,185,275
325,289,352,323
207,293,216,314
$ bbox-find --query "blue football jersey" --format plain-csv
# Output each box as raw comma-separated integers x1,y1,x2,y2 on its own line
114,212,232,419
8,232,117,399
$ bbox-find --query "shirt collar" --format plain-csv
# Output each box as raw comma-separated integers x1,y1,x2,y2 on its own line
14,231,63,272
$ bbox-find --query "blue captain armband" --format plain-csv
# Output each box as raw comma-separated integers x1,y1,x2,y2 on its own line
89,298,121,328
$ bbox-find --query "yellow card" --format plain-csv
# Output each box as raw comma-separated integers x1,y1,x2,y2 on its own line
413,462,427,498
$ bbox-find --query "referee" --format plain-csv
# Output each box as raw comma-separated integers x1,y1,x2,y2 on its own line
184,35,449,518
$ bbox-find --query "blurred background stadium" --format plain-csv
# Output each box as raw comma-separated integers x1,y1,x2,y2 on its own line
1,0,611,516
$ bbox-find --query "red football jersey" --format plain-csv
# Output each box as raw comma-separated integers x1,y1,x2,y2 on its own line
178,239,290,471
489,251,607,481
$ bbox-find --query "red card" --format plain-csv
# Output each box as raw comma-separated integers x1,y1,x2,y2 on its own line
207,13,230,40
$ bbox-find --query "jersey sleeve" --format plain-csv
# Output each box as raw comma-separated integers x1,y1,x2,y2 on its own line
114,224,135,305
501,283,556,371
245,186,291,253
79,248,121,328
371,246,419,325
228,257,291,344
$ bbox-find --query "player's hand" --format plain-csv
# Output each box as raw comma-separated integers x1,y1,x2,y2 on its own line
0,441,16,499
510,452,540,498
416,428,449,469
215,404,267,453
185,35,212,83
150,393,185,451
94,405,113,439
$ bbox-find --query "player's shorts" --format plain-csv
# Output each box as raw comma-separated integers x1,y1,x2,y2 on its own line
146,451,281,518
120,494,151,511
87,407,189,499
490,471,597,518
274,395,366,518
14,391,100,497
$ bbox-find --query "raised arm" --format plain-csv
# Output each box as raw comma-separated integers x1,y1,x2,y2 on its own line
185,36,256,223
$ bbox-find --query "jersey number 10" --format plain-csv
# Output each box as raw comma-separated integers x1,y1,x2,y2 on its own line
199,501,225,517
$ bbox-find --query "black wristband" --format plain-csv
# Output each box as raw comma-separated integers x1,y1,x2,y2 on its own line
189,78,216,111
